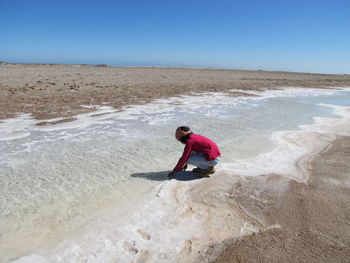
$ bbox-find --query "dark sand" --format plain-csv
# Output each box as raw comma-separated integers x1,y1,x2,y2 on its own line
1,63,350,120
213,136,350,263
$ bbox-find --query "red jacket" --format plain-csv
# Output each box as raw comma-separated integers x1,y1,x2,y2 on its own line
173,134,221,172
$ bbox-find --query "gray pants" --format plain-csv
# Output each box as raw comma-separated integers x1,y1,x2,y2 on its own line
187,152,221,169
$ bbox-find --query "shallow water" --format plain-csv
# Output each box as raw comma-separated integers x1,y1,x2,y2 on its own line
1,87,349,262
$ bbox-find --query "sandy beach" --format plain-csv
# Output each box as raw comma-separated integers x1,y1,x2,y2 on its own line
1,63,350,263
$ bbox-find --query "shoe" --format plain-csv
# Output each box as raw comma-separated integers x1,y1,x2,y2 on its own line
192,167,205,173
207,166,215,174
198,166,216,177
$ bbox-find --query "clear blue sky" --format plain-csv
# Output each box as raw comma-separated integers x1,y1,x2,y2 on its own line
1,0,349,74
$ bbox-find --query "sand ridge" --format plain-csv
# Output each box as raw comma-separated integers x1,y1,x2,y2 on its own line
212,136,350,263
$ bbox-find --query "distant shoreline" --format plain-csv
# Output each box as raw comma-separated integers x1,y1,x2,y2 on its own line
1,63,350,121
1,61,348,76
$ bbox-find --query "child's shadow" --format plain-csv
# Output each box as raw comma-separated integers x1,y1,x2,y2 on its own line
130,170,203,181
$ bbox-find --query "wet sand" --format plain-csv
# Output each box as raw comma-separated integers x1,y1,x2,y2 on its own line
213,136,350,263
1,63,350,120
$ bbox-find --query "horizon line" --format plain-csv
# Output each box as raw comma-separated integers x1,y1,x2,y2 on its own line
1,61,347,76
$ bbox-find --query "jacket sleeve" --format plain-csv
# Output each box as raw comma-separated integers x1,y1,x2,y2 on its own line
173,143,193,172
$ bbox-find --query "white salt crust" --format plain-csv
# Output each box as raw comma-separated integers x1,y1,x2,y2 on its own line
4,87,350,263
